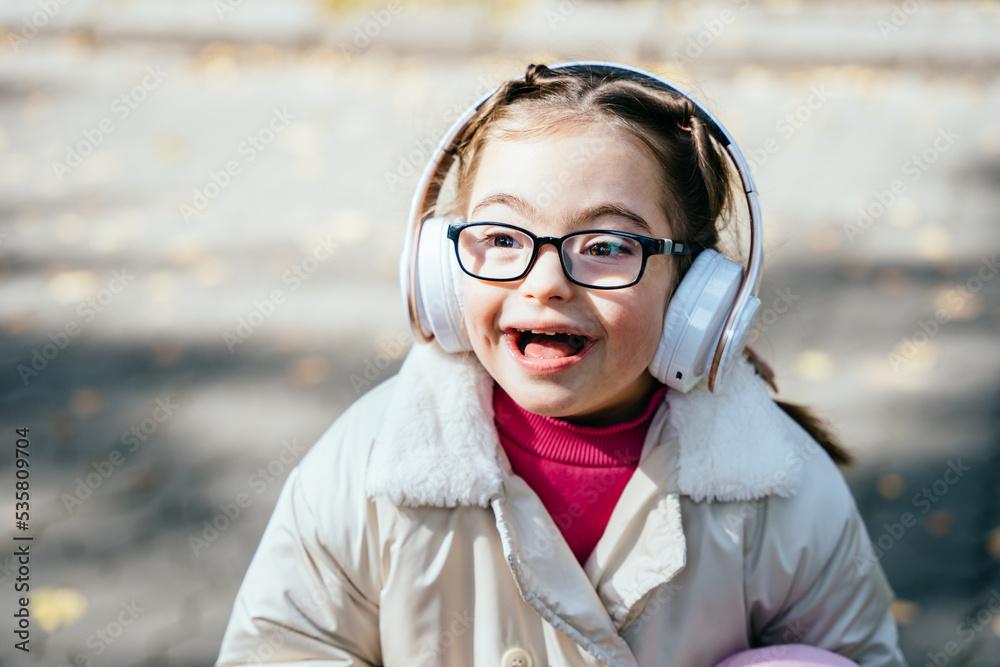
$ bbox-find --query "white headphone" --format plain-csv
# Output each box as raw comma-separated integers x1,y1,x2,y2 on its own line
399,61,763,394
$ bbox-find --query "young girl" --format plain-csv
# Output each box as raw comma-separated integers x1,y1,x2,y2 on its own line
216,63,906,667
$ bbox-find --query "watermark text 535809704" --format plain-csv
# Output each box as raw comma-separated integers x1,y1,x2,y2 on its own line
12,426,34,653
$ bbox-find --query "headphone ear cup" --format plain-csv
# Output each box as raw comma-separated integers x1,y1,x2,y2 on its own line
712,294,761,390
412,216,470,353
649,249,743,392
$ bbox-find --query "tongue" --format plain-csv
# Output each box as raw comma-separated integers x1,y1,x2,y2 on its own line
522,333,585,359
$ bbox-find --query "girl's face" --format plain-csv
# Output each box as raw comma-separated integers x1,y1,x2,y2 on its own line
460,124,676,425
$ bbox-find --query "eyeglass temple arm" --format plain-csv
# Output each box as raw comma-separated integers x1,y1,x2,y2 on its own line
659,239,694,256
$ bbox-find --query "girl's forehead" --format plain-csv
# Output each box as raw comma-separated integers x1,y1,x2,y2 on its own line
467,125,670,235
480,123,633,167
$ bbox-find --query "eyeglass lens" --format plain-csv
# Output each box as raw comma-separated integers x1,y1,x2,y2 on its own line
455,224,644,288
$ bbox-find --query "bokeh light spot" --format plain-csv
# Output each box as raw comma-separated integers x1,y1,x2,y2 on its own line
288,355,329,386
34,588,87,633
70,388,104,417
795,349,835,382
890,599,920,625
156,132,188,163
925,510,955,537
915,225,953,262
49,271,99,305
877,473,905,500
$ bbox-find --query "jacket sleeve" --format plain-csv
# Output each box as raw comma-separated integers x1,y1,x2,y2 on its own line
216,418,385,666
742,441,908,667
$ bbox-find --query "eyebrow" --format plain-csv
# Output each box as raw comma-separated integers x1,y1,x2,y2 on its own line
470,193,655,236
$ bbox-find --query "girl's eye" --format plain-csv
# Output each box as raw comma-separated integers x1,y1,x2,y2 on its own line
482,232,522,249
585,237,633,257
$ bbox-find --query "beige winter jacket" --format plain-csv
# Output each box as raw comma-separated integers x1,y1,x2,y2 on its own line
216,342,906,667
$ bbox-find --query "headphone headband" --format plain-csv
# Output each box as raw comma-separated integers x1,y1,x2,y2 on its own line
402,61,763,392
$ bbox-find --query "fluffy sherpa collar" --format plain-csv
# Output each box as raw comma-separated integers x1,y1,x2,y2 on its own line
365,342,805,508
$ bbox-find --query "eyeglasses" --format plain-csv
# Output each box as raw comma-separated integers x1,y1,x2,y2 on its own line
447,221,694,290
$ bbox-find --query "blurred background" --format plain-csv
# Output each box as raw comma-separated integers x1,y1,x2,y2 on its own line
0,0,998,665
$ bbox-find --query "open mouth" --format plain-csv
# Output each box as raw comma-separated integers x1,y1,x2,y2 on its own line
513,328,591,360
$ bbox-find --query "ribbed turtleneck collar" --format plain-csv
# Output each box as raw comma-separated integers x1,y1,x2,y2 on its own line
492,382,668,467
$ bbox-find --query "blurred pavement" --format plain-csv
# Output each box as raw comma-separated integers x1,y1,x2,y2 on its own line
0,1,999,666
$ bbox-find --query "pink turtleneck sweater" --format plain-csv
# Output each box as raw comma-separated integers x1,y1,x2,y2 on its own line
492,382,668,565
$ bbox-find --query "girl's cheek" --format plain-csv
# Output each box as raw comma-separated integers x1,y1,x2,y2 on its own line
461,283,497,339
617,297,666,361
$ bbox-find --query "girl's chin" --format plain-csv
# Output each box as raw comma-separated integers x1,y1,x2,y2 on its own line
497,369,660,425
498,383,583,416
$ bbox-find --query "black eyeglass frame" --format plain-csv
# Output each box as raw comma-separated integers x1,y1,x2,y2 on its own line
446,221,695,290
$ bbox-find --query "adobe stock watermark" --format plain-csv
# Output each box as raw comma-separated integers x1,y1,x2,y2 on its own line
213,0,245,19
546,0,584,30
179,107,295,223
16,268,134,386
526,470,627,556
670,0,750,66
719,439,823,541
887,254,997,372
844,126,959,243
745,620,812,662
350,331,413,394
52,600,146,666
746,287,800,346
241,628,294,665
339,1,403,62
189,438,307,556
853,458,972,573
0,554,18,587
384,135,436,193
223,235,338,352
384,73,500,193
621,581,682,634
6,0,73,54
414,610,476,665
745,84,833,175
515,447,661,560
237,561,369,663
922,589,1000,667
53,600,146,667
876,0,927,40
61,394,181,515
51,66,169,181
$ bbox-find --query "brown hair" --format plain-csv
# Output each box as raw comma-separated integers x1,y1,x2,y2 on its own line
437,63,851,466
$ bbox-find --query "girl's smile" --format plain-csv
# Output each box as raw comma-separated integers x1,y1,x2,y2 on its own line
504,325,598,372
460,124,676,425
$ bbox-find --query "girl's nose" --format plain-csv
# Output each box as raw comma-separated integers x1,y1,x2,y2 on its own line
520,245,573,301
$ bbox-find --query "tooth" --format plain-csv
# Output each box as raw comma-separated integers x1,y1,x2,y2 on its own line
522,329,581,336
